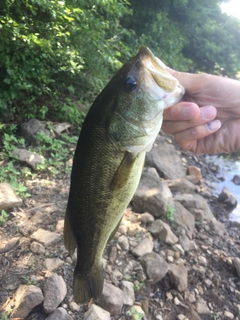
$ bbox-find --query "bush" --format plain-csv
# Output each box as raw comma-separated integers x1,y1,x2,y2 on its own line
0,0,132,122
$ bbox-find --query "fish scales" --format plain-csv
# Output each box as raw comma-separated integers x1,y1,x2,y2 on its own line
64,46,185,303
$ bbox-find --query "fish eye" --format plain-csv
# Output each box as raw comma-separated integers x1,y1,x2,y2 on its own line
124,76,137,92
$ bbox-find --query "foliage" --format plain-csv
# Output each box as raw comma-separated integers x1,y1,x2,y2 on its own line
0,210,9,226
0,0,240,122
124,0,240,76
166,203,175,222
126,306,144,320
0,0,132,121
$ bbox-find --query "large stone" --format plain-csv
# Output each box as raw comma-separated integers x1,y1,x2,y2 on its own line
168,264,188,292
233,257,240,278
11,285,44,318
174,194,214,222
166,177,196,193
12,148,45,170
174,201,195,239
218,187,238,210
21,118,52,145
145,134,186,179
84,304,111,320
98,282,124,315
30,241,45,254
0,237,20,254
46,307,73,320
188,166,202,183
43,258,64,270
43,273,67,313
132,167,174,217
121,281,135,306
140,252,168,284
118,235,129,251
195,298,211,315
30,228,61,246
148,219,178,245
0,182,22,210
131,237,154,257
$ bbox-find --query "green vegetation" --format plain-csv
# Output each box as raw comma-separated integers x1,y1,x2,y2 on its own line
0,210,9,226
1,0,240,122
127,306,144,320
0,123,78,201
166,203,175,222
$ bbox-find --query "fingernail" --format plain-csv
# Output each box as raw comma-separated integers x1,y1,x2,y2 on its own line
207,120,221,131
200,106,216,120
182,106,196,120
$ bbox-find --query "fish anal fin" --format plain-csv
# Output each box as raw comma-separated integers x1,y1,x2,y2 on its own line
64,209,77,255
73,258,103,303
110,151,138,191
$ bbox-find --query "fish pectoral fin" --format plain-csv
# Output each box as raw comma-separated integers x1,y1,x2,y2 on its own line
64,208,77,255
110,151,138,191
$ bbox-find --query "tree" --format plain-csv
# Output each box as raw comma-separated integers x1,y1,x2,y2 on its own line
0,0,131,121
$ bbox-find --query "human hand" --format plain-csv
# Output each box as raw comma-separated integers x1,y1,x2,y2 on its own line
162,69,240,154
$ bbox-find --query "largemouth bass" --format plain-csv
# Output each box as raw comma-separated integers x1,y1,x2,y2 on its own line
64,46,185,303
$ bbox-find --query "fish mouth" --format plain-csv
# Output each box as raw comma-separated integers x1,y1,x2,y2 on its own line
137,46,185,106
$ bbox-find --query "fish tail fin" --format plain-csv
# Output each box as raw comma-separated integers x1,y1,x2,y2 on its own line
73,258,103,303
64,208,76,254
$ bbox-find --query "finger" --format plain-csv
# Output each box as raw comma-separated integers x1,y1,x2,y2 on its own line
162,105,217,134
163,102,200,121
173,120,222,151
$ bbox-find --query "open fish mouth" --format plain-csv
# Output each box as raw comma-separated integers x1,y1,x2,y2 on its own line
138,46,185,105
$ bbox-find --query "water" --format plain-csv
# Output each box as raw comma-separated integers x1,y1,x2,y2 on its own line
205,154,240,223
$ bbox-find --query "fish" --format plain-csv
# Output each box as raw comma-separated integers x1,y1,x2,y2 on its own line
64,46,185,303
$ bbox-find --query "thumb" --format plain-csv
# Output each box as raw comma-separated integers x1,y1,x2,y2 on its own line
166,67,199,92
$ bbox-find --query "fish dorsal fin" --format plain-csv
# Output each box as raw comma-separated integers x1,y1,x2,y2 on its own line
110,151,138,191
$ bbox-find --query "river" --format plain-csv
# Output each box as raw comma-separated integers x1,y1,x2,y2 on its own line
205,154,240,223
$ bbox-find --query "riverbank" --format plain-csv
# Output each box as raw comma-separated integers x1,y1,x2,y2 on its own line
0,121,239,320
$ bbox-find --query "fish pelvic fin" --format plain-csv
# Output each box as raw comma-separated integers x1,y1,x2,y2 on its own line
73,259,103,303
64,208,76,255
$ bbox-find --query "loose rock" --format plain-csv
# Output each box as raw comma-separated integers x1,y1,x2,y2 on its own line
84,304,111,320
132,167,174,217
121,281,135,306
148,219,178,245
174,201,195,239
188,166,202,183
174,194,214,222
12,148,45,170
98,282,124,315
11,285,44,318
43,257,64,270
145,134,186,179
140,252,168,284
30,228,61,246
233,257,240,278
43,273,67,313
218,187,238,210
46,307,73,320
168,264,188,292
0,237,20,254
30,241,45,254
131,237,154,257
0,182,22,210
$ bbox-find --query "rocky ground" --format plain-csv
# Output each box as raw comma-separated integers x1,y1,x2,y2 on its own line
0,120,240,320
